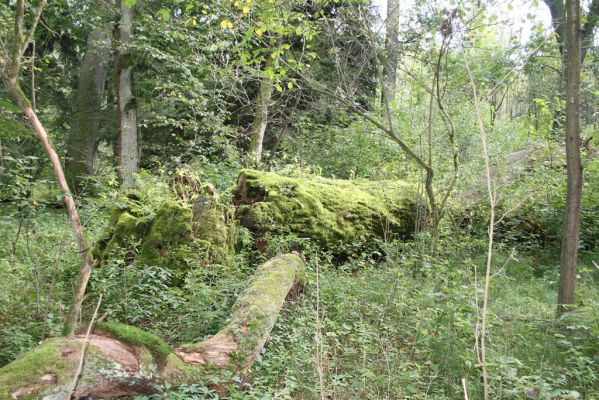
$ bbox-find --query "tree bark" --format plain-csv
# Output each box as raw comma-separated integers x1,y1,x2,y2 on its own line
249,60,274,167
557,0,583,313
65,25,112,194
0,254,304,399
381,0,400,113
116,0,139,189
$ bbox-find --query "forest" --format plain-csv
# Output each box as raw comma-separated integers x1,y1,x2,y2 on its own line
0,0,598,398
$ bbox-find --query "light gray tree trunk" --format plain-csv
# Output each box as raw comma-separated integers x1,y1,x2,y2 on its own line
65,25,112,193
249,58,274,167
116,0,139,189
381,0,400,115
558,0,583,313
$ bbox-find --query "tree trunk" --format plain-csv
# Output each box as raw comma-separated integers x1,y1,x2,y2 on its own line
116,0,139,189
543,0,598,137
0,254,303,399
249,61,274,167
65,25,112,194
381,0,400,115
1,0,94,337
3,80,95,337
557,0,583,313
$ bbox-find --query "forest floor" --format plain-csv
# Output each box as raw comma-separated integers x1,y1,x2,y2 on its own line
1,206,598,399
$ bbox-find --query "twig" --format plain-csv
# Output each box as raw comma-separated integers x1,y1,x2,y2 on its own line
67,292,103,399
464,52,496,400
314,254,326,400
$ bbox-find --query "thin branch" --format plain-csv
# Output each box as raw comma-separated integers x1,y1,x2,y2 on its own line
464,52,496,400
21,0,47,59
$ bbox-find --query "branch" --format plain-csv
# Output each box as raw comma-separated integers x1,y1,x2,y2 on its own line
7,0,26,81
21,0,47,59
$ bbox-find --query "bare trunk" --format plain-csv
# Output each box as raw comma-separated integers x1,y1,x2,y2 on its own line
558,0,582,313
0,254,303,399
249,64,274,166
117,0,139,189
381,0,400,113
65,26,112,193
1,0,92,337
2,80,95,336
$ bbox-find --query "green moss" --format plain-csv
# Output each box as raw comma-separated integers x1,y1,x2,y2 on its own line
95,185,236,273
0,338,78,397
192,190,236,266
95,322,171,361
137,200,193,267
96,211,152,262
233,169,418,253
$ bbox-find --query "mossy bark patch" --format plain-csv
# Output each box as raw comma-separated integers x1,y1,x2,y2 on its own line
0,338,79,399
136,200,194,267
233,169,418,253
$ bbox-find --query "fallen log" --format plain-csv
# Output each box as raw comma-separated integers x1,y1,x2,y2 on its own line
0,254,303,399
233,169,419,253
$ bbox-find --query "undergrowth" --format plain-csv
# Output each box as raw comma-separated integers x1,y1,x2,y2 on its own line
1,205,598,399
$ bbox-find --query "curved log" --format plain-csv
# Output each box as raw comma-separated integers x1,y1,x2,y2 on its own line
0,254,303,399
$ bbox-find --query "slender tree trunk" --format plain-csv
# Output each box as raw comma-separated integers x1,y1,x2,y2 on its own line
558,0,583,314
249,61,274,167
3,80,95,337
65,26,112,193
543,0,598,137
116,0,139,189
381,0,400,115
382,0,400,92
1,0,94,337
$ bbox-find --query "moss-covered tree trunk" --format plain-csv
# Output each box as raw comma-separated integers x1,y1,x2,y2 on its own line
0,254,303,399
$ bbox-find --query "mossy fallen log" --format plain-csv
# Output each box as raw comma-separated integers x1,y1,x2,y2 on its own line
0,254,303,399
233,169,419,253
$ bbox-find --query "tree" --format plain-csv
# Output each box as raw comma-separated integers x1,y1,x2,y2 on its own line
116,0,139,189
64,22,112,193
0,0,95,335
249,57,275,166
382,0,400,114
557,0,582,313
542,0,598,133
